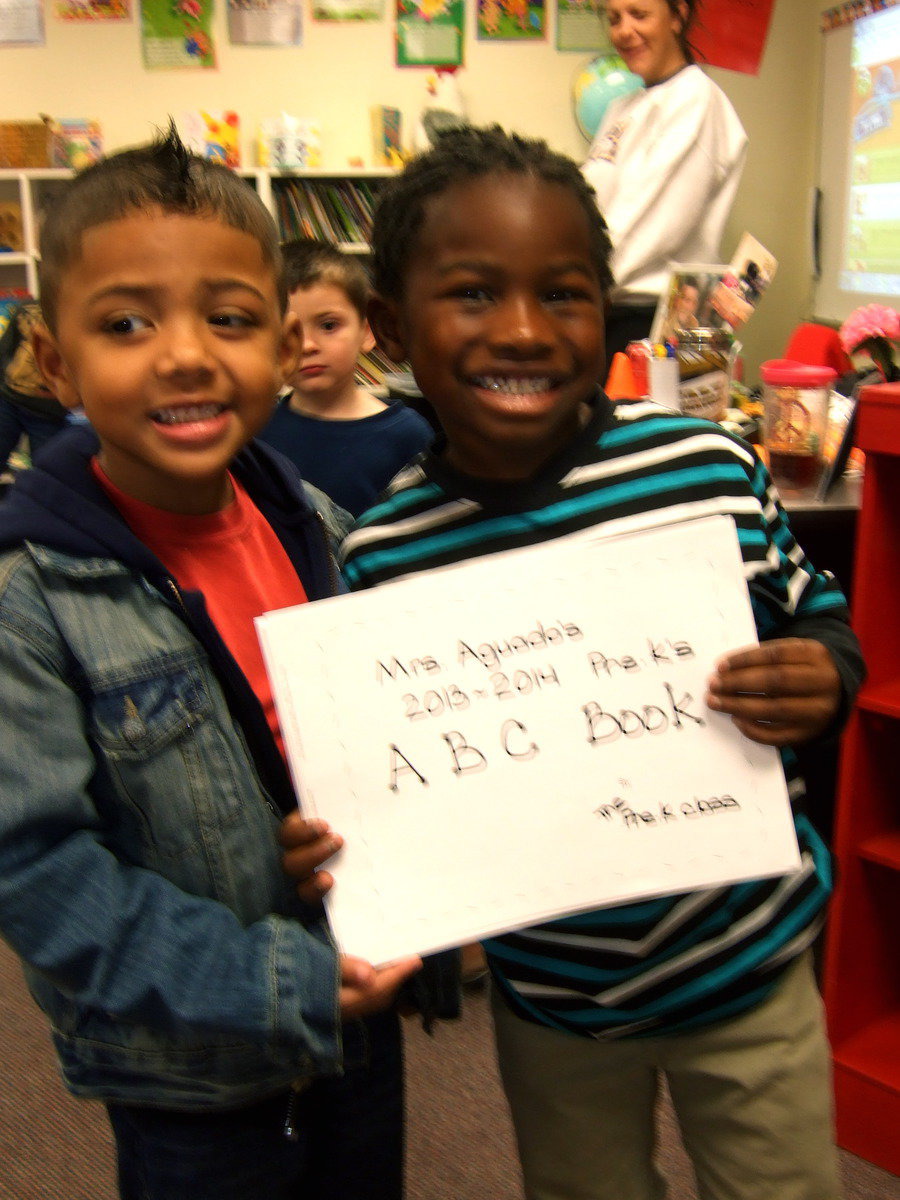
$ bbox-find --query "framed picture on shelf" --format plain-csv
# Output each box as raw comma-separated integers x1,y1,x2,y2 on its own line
649,263,731,346
816,389,859,500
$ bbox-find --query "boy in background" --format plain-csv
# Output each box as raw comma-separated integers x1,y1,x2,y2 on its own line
0,129,421,1200
288,127,863,1200
258,238,433,516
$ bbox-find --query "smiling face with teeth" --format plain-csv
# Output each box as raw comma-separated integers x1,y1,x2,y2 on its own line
33,209,300,514
371,173,607,481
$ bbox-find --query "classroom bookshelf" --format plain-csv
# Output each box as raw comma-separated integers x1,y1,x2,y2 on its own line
0,169,72,297
822,380,900,1177
0,164,400,386
254,169,390,252
249,168,400,389
0,165,401,385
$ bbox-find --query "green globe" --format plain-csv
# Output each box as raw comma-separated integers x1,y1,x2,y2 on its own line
573,54,643,141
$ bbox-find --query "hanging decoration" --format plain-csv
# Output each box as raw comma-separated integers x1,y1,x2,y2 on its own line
691,0,775,76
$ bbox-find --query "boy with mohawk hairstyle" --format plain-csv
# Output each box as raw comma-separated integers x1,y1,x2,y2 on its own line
0,127,421,1200
287,125,864,1200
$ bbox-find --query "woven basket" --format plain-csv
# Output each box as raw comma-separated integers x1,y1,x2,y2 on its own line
0,122,51,169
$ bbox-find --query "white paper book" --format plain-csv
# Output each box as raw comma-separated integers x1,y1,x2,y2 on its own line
257,515,800,966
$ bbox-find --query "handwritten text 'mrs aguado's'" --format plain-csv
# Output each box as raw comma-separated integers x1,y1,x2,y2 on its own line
375,620,696,682
372,621,707,794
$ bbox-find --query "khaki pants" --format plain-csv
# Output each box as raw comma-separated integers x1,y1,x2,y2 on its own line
492,952,841,1200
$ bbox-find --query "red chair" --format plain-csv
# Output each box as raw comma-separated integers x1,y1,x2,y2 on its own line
784,323,853,376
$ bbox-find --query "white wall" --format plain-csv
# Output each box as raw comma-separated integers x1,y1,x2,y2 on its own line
0,0,825,378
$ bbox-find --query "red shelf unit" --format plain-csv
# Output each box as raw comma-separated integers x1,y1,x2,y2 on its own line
823,381,900,1177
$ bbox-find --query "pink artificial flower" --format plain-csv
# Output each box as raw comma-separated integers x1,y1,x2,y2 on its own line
839,303,900,355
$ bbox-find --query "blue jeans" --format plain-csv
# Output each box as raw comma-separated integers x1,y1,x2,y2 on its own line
107,1011,404,1200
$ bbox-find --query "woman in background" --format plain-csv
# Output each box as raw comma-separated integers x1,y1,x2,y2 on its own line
583,0,747,363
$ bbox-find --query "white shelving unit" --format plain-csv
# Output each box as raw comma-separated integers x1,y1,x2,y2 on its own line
0,166,397,297
251,167,394,254
0,168,72,296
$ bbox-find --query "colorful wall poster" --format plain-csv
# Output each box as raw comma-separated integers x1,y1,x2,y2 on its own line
140,0,216,68
692,0,775,76
477,0,545,41
396,0,463,66
556,0,609,53
313,0,383,21
228,0,302,43
54,0,129,20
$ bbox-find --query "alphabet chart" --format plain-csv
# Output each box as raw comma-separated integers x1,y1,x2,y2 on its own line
257,515,800,966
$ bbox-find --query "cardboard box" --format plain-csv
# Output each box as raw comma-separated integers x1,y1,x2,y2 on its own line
0,121,51,168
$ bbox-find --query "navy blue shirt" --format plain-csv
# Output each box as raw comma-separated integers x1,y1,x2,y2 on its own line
258,395,434,517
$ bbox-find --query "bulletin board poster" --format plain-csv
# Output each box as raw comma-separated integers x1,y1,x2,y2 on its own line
842,8,900,290
228,0,302,43
556,0,610,53
693,0,775,75
0,0,44,43
55,0,129,18
395,0,463,66
313,0,383,21
258,515,800,966
141,0,216,68
477,0,545,42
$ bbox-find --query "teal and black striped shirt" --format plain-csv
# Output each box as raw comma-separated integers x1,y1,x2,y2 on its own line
341,396,864,1039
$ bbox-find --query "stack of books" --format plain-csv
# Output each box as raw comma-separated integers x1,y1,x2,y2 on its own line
275,179,381,246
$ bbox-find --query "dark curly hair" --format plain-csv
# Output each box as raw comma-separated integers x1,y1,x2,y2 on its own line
371,125,613,301
39,122,285,332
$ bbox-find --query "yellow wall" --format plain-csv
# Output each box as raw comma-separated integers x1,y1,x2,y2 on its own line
0,0,826,379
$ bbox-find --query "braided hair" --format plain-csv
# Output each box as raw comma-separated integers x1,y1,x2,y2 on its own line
371,125,613,301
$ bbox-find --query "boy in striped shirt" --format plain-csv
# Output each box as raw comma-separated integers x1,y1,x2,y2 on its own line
284,126,863,1200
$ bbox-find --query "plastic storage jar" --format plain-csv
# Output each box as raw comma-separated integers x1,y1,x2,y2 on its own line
759,359,836,494
676,329,733,423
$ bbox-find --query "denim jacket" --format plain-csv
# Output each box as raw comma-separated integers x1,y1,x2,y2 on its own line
0,427,356,1110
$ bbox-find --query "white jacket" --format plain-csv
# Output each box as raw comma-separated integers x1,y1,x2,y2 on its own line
583,65,747,304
